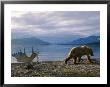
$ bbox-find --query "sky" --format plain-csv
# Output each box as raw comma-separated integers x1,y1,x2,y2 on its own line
11,11,100,43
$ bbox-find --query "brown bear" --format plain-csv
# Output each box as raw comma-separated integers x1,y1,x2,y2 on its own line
65,45,94,64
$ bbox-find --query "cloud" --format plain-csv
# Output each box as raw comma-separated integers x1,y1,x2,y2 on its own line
11,11,100,42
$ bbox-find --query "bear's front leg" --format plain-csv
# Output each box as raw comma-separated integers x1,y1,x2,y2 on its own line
77,56,81,63
65,56,71,64
73,57,77,64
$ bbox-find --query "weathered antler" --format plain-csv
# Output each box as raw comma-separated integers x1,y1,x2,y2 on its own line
12,48,38,63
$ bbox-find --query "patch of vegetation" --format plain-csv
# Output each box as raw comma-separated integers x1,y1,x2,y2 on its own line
11,60,100,77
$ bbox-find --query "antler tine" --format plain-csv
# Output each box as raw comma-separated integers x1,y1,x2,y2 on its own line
24,48,25,54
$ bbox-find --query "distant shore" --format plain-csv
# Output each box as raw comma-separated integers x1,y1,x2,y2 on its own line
11,58,100,77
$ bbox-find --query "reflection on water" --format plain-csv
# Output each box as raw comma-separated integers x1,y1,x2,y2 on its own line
11,44,100,63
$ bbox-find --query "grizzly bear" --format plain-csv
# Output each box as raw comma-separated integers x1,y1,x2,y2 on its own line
65,45,94,64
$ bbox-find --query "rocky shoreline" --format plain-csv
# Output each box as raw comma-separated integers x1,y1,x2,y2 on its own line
11,59,100,77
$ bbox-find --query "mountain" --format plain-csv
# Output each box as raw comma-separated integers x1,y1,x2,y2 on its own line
69,36,100,45
11,37,50,45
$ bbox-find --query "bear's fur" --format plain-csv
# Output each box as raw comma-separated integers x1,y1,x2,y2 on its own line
65,45,94,64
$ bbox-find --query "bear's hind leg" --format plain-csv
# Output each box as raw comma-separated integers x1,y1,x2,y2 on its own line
87,55,92,64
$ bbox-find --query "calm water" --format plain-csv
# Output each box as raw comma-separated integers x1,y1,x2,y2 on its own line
11,44,100,63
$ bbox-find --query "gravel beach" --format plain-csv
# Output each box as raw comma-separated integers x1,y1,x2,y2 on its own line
11,59,100,77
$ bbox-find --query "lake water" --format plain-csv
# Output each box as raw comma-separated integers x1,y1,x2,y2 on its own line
11,44,100,63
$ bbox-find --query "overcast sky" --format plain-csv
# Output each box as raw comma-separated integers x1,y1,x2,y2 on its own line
11,11,100,43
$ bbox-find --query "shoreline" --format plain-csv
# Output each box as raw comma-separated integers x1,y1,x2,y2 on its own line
11,59,100,77
11,58,100,63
